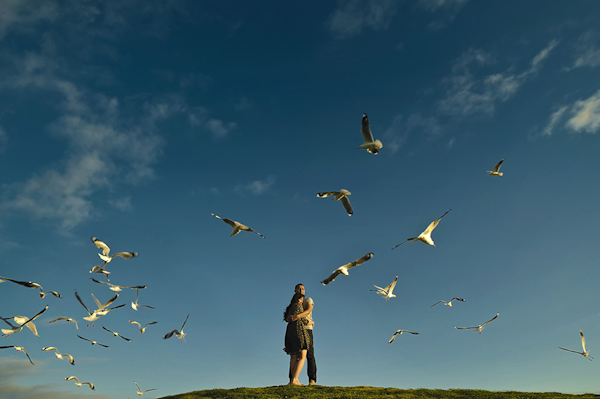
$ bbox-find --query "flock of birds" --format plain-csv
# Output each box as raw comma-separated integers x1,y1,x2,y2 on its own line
0,236,192,396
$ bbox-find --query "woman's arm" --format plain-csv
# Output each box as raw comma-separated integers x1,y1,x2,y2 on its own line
290,302,313,322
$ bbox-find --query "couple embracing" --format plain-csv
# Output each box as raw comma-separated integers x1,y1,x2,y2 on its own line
283,283,317,386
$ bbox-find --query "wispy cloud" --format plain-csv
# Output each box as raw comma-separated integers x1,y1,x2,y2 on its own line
566,89,600,134
438,40,559,117
235,175,276,196
418,0,469,29
0,0,58,39
205,118,237,139
541,106,568,136
326,0,397,39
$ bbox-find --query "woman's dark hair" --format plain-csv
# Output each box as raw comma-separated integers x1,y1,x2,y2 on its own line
283,293,304,321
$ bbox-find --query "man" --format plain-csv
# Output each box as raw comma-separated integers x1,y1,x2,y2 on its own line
288,283,316,385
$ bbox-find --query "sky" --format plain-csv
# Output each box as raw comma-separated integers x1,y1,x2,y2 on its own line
0,0,600,398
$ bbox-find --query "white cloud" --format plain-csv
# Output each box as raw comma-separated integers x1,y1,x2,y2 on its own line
205,118,237,139
569,30,600,69
108,196,132,211
326,0,397,39
418,0,469,29
0,0,59,39
541,106,568,136
235,175,276,196
566,89,600,134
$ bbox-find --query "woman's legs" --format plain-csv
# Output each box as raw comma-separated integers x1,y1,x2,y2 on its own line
291,350,307,385
289,354,298,384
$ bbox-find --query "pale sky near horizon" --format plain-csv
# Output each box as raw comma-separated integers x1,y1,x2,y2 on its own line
1,1,600,398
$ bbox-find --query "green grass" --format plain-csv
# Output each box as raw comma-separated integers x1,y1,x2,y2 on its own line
159,386,599,399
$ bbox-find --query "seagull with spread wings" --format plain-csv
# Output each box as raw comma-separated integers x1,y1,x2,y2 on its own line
163,314,189,343
77,335,110,348
321,253,374,286
102,325,132,342
370,276,398,301
316,189,353,216
487,159,504,176
0,345,34,364
559,330,593,361
91,236,138,267
392,209,451,249
388,330,419,343
90,278,147,292
431,297,466,308
1,305,48,337
131,288,155,311
75,290,123,327
65,376,95,390
0,276,60,299
454,312,499,334
211,213,265,238
134,381,157,396
49,317,79,330
358,113,383,154
42,347,75,365
129,320,157,334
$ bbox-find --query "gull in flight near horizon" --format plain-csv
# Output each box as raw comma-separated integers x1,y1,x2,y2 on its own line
91,278,146,292
42,347,75,365
0,345,34,364
91,236,138,267
131,288,155,311
102,325,132,341
211,213,265,238
359,113,383,154
316,189,353,216
65,376,95,390
392,209,452,249
0,275,61,299
454,312,499,334
1,305,48,337
163,314,189,343
77,335,110,348
49,317,79,330
370,276,398,301
559,330,593,361
129,320,157,334
321,253,374,286
487,159,504,176
431,297,466,308
388,330,419,343
134,381,157,396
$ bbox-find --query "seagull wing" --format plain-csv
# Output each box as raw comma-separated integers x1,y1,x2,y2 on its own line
74,291,92,315
431,301,443,307
316,191,339,198
388,332,398,343
112,252,138,259
344,252,374,270
28,305,49,322
341,196,353,216
163,329,178,339
321,269,343,286
559,346,582,354
454,326,476,330
16,346,34,365
391,239,410,250
101,293,120,310
422,209,452,235
91,237,110,256
180,314,190,330
451,297,466,302
387,277,398,294
128,320,141,328
101,325,116,335
245,226,265,238
481,312,499,326
77,335,92,343
361,113,375,144
580,330,587,353
493,159,504,173
134,381,142,391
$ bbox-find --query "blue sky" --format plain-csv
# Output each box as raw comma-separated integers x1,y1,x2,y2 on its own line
1,1,600,398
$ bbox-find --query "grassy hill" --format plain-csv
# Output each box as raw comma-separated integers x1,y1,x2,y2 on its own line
159,386,600,399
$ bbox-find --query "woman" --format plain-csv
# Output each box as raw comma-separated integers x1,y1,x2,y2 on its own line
283,292,312,386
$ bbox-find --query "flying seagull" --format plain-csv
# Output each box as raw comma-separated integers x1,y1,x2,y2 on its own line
487,159,504,176
129,320,157,334
392,209,452,249
559,330,593,361
49,317,79,330
316,189,353,216
321,252,374,286
102,325,132,342
370,276,398,301
42,347,75,365
359,113,383,154
90,278,146,292
77,335,110,348
431,297,466,308
0,276,60,298
388,330,419,343
131,288,155,311
74,290,122,327
0,345,34,364
89,265,111,281
65,376,95,390
1,305,48,337
454,312,499,334
91,236,138,266
211,213,265,238
163,314,189,342
134,381,157,396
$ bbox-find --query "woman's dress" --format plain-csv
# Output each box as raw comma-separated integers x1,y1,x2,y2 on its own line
284,302,311,355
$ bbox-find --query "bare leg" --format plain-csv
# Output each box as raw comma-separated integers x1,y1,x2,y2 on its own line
291,350,307,385
289,354,297,385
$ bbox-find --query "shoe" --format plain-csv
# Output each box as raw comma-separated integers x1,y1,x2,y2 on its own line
309,380,317,386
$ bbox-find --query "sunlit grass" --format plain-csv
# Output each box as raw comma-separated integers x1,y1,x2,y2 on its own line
160,386,600,399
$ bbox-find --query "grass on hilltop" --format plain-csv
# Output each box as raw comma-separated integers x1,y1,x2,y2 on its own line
159,386,599,399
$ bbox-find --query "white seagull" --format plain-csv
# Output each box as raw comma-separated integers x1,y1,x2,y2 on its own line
91,236,139,266
77,335,110,348
454,312,499,334
102,325,132,341
131,288,155,311
370,276,398,301
487,159,504,176
89,265,111,280
75,290,123,327
90,277,146,292
388,330,419,343
392,209,452,249
0,345,34,364
431,297,466,308
316,189,353,216
42,347,75,365
1,305,48,337
48,317,79,330
65,376,95,390
559,330,593,361
163,314,189,342
134,381,157,396
359,113,383,154
129,320,157,334
0,275,60,298
211,213,265,238
321,253,374,286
